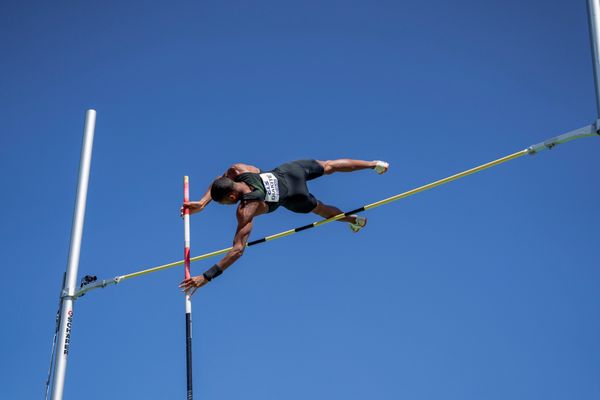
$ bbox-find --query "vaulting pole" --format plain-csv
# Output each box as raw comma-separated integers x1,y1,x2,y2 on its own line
588,0,600,117
50,109,96,400
183,176,194,399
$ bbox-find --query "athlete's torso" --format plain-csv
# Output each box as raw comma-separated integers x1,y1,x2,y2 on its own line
235,171,289,213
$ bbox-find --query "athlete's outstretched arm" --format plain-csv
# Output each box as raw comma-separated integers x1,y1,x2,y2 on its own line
182,163,261,216
180,177,217,216
179,201,264,294
217,201,258,270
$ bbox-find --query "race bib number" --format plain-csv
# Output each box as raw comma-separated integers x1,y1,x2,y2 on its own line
260,173,280,202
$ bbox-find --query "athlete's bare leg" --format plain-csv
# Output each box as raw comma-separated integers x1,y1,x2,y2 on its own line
312,202,359,223
317,159,387,174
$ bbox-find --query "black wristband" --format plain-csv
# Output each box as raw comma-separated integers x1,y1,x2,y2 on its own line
202,265,223,281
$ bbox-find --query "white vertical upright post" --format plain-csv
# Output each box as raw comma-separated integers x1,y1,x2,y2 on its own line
588,0,600,117
50,109,96,400
183,176,194,399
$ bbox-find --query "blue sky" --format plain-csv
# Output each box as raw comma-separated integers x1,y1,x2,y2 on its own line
1,1,599,399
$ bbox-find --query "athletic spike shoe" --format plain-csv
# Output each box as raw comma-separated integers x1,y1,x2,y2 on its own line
374,160,389,174
349,215,367,233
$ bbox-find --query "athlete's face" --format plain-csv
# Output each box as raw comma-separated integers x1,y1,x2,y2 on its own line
220,190,240,205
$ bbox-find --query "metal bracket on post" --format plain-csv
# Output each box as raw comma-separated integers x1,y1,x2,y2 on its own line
527,1,600,156
527,123,598,155
60,291,74,300
73,277,120,299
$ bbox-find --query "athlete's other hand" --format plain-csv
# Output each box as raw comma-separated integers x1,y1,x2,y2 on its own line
180,201,206,217
179,275,208,296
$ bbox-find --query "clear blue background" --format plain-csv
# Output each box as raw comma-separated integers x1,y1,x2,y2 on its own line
1,1,598,399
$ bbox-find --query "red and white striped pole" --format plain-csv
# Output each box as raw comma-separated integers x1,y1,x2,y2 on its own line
183,176,193,399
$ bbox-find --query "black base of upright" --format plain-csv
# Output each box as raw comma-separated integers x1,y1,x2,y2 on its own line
186,312,193,400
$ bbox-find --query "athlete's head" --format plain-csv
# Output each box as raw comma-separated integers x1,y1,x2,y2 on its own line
211,177,241,205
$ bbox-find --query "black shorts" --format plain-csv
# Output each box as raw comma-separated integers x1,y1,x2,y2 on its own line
273,159,324,213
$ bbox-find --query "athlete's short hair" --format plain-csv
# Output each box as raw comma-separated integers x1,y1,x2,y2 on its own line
211,176,235,202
